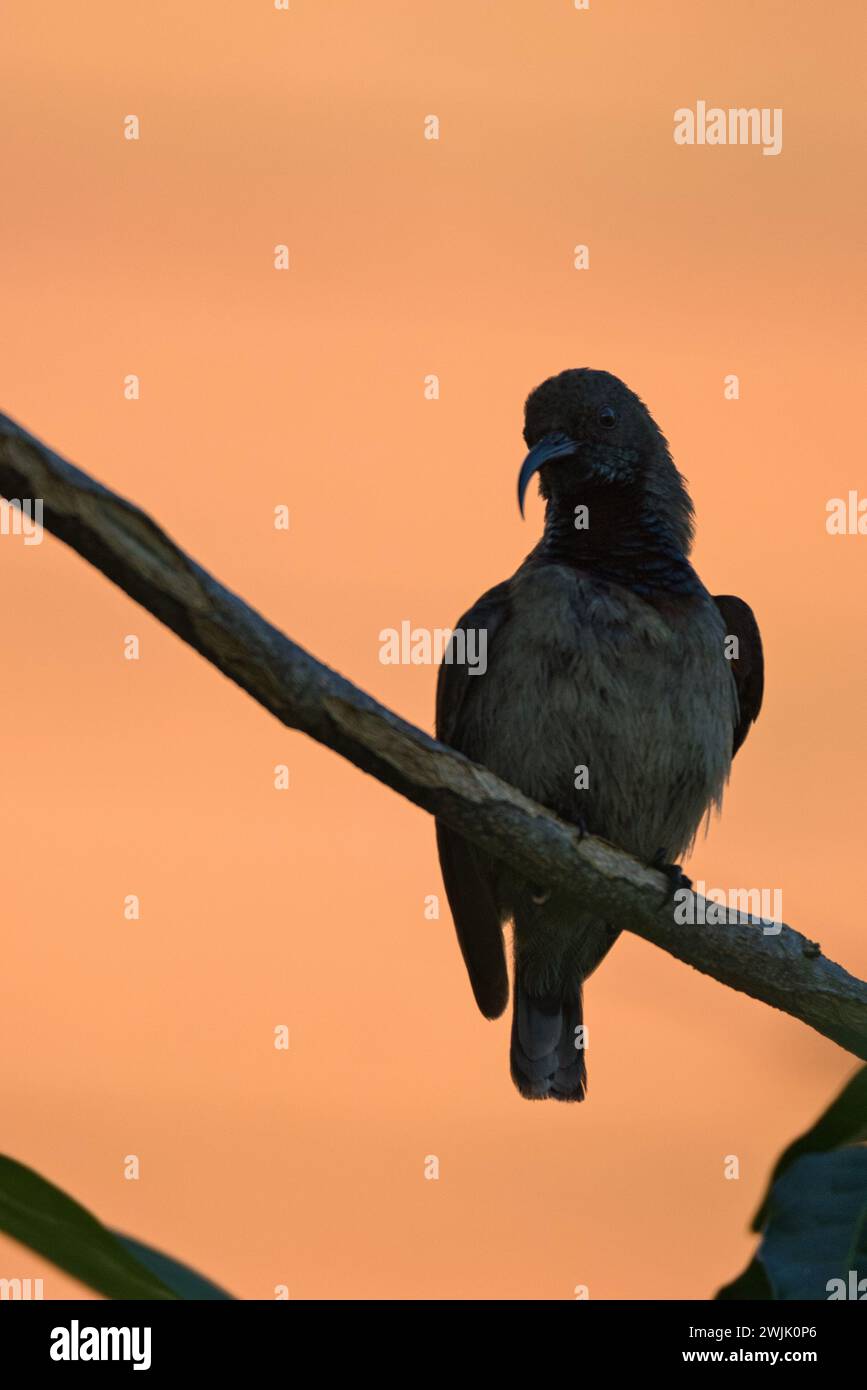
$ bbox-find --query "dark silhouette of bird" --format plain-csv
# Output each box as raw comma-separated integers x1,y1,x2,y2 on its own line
435,369,763,1101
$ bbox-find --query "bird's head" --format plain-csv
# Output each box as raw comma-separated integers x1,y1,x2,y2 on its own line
518,368,694,554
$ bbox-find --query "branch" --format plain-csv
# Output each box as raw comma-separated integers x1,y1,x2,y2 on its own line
2,410,865,1061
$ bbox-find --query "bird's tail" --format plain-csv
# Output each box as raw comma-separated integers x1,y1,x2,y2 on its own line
509,971,587,1102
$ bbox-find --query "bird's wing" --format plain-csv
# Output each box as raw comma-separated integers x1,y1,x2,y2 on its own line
435,582,511,1020
713,594,764,756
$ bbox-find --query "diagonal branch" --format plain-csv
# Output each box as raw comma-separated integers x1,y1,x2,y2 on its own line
2,409,866,1061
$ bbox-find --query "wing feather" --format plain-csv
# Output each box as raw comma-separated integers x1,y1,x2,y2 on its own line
714,594,764,756
435,583,511,1018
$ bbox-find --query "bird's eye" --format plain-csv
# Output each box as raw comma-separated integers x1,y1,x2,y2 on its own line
599,406,617,428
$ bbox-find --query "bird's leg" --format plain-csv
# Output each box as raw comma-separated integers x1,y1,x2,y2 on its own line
652,849,693,907
531,816,589,905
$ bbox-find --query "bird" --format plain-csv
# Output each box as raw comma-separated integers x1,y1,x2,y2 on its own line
435,368,763,1102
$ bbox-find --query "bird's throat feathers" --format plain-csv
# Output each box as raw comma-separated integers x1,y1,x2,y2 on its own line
537,473,700,597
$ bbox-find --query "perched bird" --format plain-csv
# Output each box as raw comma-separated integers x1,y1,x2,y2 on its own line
435,369,763,1101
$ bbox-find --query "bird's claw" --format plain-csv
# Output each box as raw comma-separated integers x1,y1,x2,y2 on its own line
652,853,693,907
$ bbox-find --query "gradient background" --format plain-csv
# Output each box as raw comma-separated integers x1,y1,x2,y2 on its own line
1,1,864,1300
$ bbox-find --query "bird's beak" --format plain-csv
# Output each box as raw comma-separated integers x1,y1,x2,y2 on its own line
517,432,580,517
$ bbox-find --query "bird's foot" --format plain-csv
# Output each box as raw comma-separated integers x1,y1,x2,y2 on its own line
652,850,693,907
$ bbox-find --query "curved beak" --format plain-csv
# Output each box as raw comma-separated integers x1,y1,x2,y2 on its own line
517,432,580,517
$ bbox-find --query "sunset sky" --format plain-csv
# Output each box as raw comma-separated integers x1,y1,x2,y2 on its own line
0,0,864,1299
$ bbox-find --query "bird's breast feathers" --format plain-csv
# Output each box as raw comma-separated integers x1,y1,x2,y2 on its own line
463,565,738,861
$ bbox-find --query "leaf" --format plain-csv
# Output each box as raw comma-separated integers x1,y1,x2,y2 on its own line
0,1154,228,1300
717,1148,867,1300
115,1233,234,1300
758,1149,867,1300
752,1066,867,1231
716,1255,775,1301
716,1068,867,1301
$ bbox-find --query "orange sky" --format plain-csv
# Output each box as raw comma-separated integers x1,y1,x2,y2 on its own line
0,0,865,1300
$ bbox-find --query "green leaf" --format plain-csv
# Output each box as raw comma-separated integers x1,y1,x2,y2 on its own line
751,1066,867,1231
716,1067,867,1301
717,1148,867,1301
0,1153,228,1300
114,1233,234,1300
759,1149,867,1300
716,1255,775,1301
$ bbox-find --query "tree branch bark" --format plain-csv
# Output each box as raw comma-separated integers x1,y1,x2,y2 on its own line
2,410,865,1061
